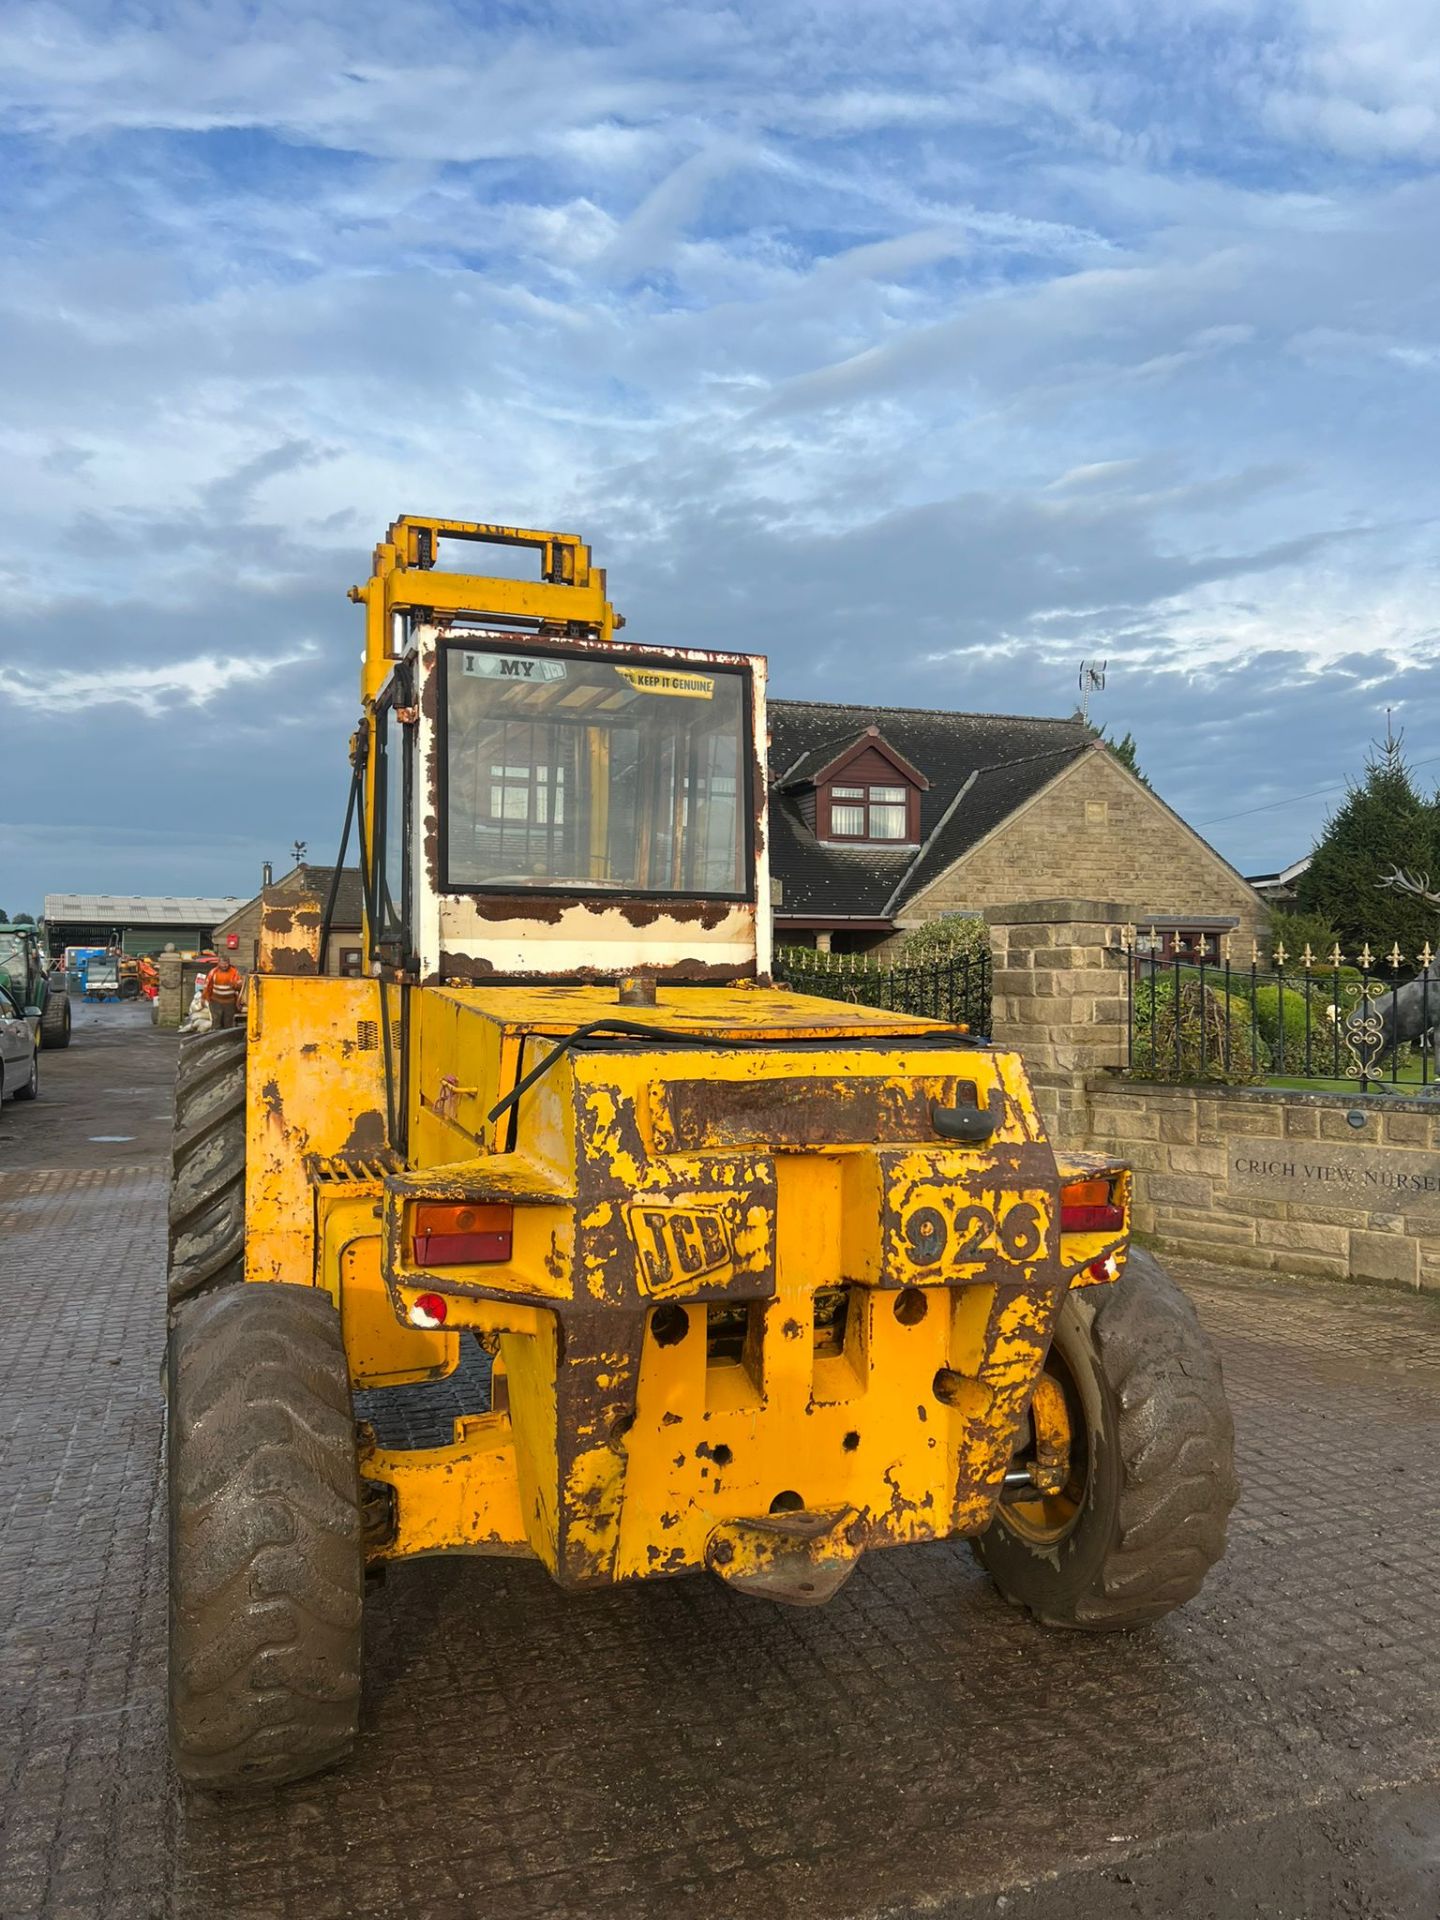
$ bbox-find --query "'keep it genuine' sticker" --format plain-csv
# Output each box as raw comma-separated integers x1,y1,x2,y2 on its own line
615,666,714,699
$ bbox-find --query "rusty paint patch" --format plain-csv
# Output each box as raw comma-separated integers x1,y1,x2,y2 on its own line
435,952,754,986
264,949,320,976
466,894,571,926
344,1109,389,1155
437,952,498,978
619,899,733,930
655,1076,976,1151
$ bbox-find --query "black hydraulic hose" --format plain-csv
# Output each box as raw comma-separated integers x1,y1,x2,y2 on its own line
349,738,397,1152
485,1016,984,1130
378,972,397,1153
318,757,362,974
487,1020,753,1125
353,762,376,948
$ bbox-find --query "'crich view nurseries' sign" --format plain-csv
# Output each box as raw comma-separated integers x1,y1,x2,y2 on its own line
1228,1140,1440,1219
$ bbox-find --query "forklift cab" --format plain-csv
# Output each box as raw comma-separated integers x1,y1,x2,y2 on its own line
356,519,771,988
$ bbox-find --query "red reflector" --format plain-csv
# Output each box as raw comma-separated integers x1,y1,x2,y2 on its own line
414,1291,448,1325
411,1201,513,1266
1060,1204,1125,1233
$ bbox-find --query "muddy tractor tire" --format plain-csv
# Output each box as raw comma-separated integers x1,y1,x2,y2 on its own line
169,1026,247,1309
168,1282,364,1790
39,988,71,1049
973,1247,1237,1630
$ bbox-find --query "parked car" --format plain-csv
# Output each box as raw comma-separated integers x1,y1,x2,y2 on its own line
0,979,40,1103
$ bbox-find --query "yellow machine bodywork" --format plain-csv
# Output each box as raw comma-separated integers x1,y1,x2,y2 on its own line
236,515,1131,1605
243,974,1128,1599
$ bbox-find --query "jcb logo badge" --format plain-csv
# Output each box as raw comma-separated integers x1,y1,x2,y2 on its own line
626,1202,735,1297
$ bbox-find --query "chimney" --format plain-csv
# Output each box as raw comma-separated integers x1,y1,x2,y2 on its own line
262,861,273,888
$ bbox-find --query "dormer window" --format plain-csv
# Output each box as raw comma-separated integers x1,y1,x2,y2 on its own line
828,783,909,841
777,722,929,849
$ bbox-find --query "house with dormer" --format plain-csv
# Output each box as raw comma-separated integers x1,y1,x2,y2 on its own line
768,701,1266,955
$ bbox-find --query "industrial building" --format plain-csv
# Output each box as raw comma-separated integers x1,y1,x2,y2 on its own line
42,894,243,958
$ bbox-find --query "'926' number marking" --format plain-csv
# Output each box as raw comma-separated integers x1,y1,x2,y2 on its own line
903,1198,1048,1270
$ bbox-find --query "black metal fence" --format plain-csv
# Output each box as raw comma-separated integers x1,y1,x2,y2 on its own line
773,946,992,1035
1124,941,1438,1091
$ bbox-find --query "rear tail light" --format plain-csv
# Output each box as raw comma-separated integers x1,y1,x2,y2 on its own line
411,1202,513,1266
1060,1179,1124,1234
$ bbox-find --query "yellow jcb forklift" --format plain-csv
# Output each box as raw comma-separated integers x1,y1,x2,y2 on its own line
165,518,1237,1789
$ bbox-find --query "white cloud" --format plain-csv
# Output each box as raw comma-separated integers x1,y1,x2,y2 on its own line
10,645,318,713
1264,0,1440,158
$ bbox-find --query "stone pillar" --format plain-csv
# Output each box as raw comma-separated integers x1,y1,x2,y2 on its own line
983,899,1129,1146
156,950,184,1030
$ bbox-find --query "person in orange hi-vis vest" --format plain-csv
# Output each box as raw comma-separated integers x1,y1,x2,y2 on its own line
202,956,245,1031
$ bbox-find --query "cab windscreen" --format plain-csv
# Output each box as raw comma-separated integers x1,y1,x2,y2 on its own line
444,646,748,896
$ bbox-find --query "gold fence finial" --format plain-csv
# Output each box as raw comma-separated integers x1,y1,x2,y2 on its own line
1359,942,1374,969
1422,940,1434,970
1389,942,1404,969
1273,941,1288,968
1329,942,1344,968
1301,942,1314,970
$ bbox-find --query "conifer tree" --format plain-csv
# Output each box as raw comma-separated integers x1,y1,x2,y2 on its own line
1102,728,1151,789
1295,732,1440,959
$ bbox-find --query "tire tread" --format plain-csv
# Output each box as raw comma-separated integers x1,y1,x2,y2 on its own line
168,1028,247,1306
169,1283,363,1788
1062,1250,1236,1627
977,1247,1238,1631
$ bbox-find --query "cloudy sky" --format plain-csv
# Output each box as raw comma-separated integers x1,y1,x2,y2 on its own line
4,0,1440,912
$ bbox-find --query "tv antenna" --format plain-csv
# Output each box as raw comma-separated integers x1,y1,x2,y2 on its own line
1078,659,1107,727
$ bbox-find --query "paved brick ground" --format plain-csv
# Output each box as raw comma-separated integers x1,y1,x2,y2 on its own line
3,1008,1440,1918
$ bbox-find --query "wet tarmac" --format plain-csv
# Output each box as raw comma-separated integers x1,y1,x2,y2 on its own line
1,1003,1438,1919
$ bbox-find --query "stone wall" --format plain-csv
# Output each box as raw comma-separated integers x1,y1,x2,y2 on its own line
908,746,1266,947
1086,1079,1440,1292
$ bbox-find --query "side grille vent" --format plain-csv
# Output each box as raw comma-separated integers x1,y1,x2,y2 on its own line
354,1019,402,1051
307,1151,403,1186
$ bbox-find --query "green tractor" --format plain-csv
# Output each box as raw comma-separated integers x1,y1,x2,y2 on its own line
0,924,72,1049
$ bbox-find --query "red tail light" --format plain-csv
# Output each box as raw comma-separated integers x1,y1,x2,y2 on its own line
1060,1179,1124,1234
412,1201,513,1265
